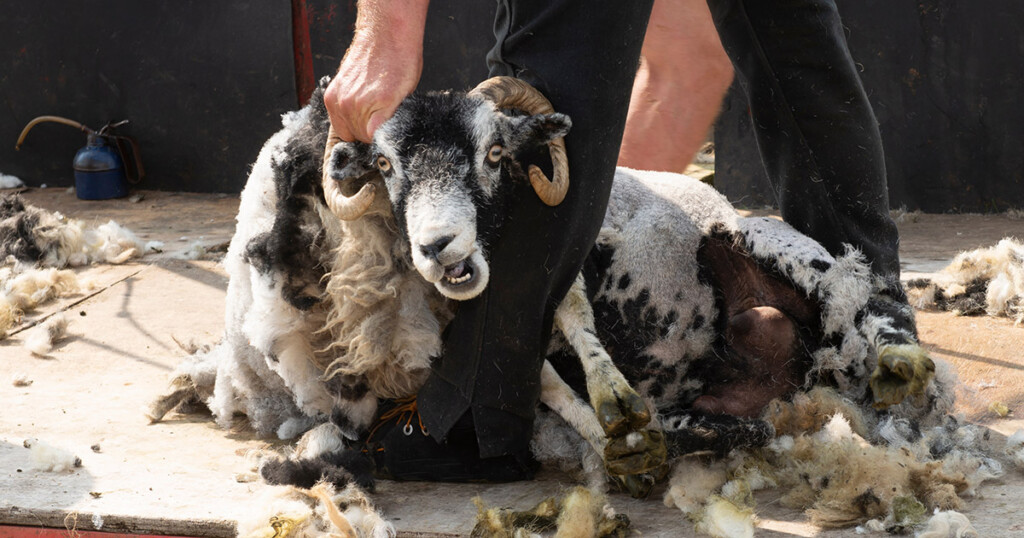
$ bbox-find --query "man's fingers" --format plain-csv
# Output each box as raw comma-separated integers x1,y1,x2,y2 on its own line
328,111,356,144
366,110,388,140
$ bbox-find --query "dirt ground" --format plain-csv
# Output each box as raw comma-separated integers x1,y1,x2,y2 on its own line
1,188,1022,537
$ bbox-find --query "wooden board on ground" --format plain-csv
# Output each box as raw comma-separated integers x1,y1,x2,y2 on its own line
2,189,1023,537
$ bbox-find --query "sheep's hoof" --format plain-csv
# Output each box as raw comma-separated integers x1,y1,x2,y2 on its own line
610,464,669,500
611,473,655,500
471,496,559,537
596,512,631,537
604,429,667,477
870,343,935,409
596,387,651,438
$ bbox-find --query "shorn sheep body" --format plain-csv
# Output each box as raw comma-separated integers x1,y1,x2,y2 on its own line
152,78,993,534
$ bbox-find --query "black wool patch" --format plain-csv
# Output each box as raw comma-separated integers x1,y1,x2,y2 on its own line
810,258,832,272
0,195,63,263
905,278,933,289
241,88,334,311
260,450,375,491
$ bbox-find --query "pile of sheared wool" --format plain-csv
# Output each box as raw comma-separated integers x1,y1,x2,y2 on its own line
907,238,1024,324
80,220,164,265
663,388,1000,537
2,195,163,338
0,268,88,338
472,486,628,538
236,482,393,538
1,194,163,268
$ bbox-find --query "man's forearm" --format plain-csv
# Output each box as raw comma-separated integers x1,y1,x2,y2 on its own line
326,0,430,142
355,0,430,54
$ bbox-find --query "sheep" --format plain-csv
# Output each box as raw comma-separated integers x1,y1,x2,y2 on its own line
318,77,945,455
152,76,953,507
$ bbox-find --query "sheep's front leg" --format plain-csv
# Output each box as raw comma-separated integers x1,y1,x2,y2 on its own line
556,276,649,434
539,360,607,454
554,275,667,478
539,361,662,499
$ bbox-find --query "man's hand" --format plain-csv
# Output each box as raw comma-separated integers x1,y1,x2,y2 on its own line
325,0,430,143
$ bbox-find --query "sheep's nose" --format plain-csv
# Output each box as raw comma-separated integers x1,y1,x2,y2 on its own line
420,235,454,262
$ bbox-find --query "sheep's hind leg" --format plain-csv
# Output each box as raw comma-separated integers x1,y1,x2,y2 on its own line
862,289,936,409
660,409,775,457
870,343,935,408
554,275,667,479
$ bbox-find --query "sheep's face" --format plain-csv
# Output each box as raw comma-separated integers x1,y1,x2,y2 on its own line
351,91,570,301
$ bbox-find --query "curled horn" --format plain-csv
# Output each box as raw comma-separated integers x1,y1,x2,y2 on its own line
468,76,569,206
322,125,376,220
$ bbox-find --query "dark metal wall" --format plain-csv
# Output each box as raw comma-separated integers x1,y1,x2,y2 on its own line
714,0,1024,212
6,2,1021,209
305,0,493,97
1,1,297,193
1,1,493,194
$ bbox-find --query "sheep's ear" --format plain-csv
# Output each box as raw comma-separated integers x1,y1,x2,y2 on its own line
509,112,572,151
326,141,375,182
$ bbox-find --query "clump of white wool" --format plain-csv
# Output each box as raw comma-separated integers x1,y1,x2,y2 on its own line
939,238,1024,323
24,438,81,472
0,173,25,189
693,495,755,538
24,313,70,356
0,268,85,338
81,220,164,264
1006,429,1024,471
236,482,393,538
916,510,978,538
663,457,729,515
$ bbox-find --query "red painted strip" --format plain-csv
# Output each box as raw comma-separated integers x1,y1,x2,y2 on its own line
291,0,316,107
0,526,199,538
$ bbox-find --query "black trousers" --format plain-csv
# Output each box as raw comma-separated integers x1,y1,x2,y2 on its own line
708,0,902,288
417,0,654,458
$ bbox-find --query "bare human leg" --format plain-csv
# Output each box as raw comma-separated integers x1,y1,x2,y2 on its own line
618,0,734,172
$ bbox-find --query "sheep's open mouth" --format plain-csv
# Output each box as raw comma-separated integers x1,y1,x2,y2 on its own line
443,260,475,285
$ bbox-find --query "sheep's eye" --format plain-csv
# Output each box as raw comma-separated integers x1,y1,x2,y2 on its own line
486,144,503,165
376,156,391,173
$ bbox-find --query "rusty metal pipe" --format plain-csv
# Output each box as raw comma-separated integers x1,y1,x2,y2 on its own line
15,115,94,150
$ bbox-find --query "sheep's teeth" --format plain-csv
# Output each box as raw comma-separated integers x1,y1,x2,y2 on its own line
446,273,472,284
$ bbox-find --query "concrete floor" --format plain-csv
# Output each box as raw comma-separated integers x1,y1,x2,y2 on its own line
1,188,1022,537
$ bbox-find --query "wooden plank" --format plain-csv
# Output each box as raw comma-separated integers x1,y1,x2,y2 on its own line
1,524,202,538
0,512,230,538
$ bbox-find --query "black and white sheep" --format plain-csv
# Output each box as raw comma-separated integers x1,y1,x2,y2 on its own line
152,77,951,497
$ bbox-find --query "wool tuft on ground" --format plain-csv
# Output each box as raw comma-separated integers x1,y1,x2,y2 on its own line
1007,429,1024,471
23,438,82,472
1,194,162,338
907,238,1024,324
0,268,85,338
915,510,978,538
471,486,627,538
234,481,393,538
0,173,25,189
24,313,70,355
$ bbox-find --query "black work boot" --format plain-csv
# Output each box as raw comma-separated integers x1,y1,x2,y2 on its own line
363,398,538,482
